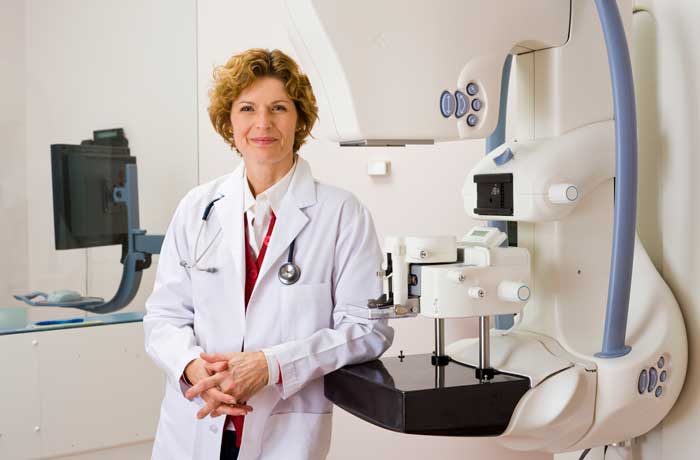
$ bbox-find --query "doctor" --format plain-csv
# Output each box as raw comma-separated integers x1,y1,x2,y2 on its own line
143,48,393,460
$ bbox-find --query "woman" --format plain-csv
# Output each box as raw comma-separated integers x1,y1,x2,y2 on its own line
143,48,393,460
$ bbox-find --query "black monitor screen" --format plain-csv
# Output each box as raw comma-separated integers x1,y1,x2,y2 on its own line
51,142,135,250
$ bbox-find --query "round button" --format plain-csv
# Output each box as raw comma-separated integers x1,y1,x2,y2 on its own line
655,386,663,398
440,90,455,118
471,98,482,111
657,356,665,368
638,369,648,394
466,83,479,96
455,91,468,118
466,114,478,127
660,370,667,382
648,367,658,393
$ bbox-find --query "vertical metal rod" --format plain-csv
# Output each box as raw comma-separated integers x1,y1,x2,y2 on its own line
434,318,445,357
479,316,491,370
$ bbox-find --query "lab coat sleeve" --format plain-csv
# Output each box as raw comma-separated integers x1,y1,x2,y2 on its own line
143,193,204,397
264,197,394,399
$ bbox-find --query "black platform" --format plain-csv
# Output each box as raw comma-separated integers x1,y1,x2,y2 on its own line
324,354,530,436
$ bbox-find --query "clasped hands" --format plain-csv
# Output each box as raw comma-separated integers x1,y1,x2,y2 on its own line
184,351,269,420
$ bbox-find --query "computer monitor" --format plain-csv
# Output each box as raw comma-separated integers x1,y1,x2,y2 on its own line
51,129,136,250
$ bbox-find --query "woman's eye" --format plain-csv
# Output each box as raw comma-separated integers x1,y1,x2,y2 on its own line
272,105,287,111
240,106,253,112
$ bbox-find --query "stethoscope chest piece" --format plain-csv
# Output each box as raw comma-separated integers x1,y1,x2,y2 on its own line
278,239,301,285
278,262,301,285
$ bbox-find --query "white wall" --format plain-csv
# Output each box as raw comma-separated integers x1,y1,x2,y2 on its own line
630,1,700,459
0,0,29,307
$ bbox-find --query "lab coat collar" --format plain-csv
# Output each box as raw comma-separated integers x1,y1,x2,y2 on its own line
212,157,317,306
212,161,247,304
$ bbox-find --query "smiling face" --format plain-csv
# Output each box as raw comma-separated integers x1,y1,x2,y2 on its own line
230,76,299,168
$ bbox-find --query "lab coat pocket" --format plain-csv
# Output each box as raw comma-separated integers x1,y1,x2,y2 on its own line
260,412,332,460
279,282,333,340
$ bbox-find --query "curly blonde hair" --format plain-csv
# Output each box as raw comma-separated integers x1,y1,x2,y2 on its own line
208,48,318,154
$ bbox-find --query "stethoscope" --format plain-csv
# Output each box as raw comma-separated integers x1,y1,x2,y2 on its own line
179,196,301,285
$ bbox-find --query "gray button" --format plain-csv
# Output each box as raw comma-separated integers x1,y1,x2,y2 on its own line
209,425,218,434
467,83,479,96
638,369,647,394
466,114,478,127
655,386,663,398
440,90,455,118
471,98,482,111
660,370,667,382
455,91,468,118
657,356,665,368
648,367,658,392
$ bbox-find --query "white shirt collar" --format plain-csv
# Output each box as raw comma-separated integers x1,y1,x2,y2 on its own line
243,159,296,215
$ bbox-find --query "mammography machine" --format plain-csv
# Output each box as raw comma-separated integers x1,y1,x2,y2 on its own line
284,0,688,454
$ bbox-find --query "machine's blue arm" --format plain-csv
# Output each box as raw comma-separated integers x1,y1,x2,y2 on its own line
595,0,638,358
486,54,515,331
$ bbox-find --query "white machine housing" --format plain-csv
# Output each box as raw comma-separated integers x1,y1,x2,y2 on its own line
284,0,688,454
283,0,570,143
420,245,531,319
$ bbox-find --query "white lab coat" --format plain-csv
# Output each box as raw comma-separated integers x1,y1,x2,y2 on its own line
144,158,393,460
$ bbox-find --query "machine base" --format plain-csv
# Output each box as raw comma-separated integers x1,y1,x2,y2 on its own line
324,354,530,436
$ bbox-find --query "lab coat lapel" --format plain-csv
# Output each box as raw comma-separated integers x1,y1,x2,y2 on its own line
256,158,317,286
213,161,246,300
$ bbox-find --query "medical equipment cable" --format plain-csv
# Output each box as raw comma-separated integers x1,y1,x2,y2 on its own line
594,0,638,358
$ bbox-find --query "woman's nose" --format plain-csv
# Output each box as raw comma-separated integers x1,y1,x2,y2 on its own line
255,111,272,128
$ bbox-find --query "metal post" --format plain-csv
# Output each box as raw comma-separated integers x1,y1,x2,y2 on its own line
479,316,491,371
435,318,445,357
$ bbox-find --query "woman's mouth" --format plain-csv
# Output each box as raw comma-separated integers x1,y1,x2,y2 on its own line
251,137,277,145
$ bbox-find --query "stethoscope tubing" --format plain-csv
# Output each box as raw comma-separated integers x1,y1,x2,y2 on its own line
181,196,300,283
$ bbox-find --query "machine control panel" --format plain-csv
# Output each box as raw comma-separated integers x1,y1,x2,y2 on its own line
437,82,484,128
638,355,669,398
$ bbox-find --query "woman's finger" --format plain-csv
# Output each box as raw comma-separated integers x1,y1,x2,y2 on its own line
185,374,222,400
205,361,228,373
207,387,238,405
196,398,219,419
200,352,231,363
217,404,254,417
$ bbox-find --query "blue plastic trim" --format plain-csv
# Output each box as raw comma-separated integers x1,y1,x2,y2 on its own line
486,54,514,331
493,147,514,166
594,0,637,358
485,55,512,153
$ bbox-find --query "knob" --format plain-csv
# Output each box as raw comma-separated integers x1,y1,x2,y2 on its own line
498,281,531,302
447,270,465,283
468,287,485,299
408,248,429,259
548,183,579,204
